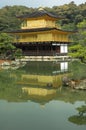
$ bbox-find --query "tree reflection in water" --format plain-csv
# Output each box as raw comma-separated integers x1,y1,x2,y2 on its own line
68,105,86,125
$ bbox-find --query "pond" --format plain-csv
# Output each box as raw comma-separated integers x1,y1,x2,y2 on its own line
0,61,86,130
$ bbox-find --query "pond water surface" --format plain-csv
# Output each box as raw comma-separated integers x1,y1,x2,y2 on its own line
0,61,86,130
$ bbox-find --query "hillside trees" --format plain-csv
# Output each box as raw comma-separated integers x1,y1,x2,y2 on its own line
0,5,34,31
52,2,86,30
0,2,86,32
69,20,86,62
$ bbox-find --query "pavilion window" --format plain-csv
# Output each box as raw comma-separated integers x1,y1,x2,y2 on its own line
60,44,68,53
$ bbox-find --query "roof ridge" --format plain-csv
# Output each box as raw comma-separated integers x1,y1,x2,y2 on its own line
7,27,75,33
17,8,62,19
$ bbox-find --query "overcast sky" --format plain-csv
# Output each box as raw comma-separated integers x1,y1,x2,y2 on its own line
0,0,86,8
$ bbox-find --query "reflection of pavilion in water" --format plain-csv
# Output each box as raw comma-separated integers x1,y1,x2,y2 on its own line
22,87,57,105
52,61,68,74
16,61,69,104
22,87,56,96
1,60,86,105
18,62,69,88
17,61,69,105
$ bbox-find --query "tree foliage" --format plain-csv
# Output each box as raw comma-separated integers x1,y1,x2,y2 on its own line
0,2,86,32
52,2,86,29
0,33,22,59
68,105,86,125
69,20,86,62
0,5,34,31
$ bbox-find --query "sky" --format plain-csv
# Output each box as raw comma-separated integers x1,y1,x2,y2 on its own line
0,0,86,8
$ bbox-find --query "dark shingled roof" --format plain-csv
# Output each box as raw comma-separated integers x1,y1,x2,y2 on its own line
9,27,75,34
17,9,63,19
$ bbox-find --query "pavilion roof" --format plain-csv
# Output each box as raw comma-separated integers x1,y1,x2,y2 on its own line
9,27,75,34
17,8,63,19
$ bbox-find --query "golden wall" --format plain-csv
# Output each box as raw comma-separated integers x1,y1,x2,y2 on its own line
14,31,70,43
53,33,69,42
21,17,60,29
21,19,46,29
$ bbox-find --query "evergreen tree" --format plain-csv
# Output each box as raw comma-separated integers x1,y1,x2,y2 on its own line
69,20,86,62
0,33,22,59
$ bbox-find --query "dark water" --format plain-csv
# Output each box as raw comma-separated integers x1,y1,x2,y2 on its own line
0,61,86,130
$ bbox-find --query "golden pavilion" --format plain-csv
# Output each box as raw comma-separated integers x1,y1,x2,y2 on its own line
10,8,74,57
